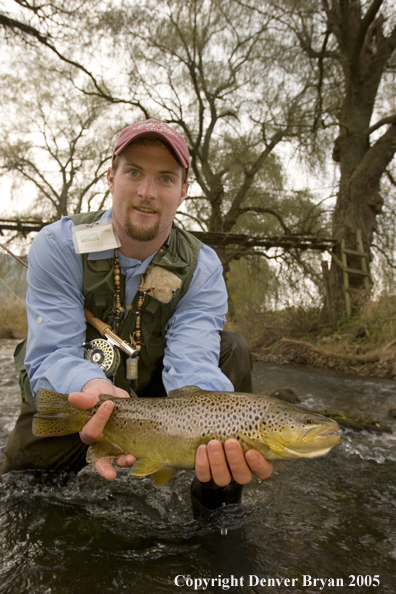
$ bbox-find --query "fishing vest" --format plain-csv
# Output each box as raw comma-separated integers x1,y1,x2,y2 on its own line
15,210,203,407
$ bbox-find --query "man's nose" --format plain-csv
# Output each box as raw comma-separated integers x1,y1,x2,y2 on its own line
137,176,156,198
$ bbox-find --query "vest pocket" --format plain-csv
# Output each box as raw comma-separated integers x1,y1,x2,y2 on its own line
139,328,166,366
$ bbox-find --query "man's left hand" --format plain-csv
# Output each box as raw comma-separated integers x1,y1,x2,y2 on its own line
69,379,136,481
195,439,273,486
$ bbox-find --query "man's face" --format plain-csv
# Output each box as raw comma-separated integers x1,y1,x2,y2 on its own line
107,142,188,245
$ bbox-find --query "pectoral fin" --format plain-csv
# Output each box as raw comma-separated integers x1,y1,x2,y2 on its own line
86,436,126,463
238,433,272,458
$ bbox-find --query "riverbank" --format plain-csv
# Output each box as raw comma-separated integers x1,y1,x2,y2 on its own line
230,296,396,380
251,338,396,379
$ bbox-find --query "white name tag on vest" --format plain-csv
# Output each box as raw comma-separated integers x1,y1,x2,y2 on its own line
72,222,121,254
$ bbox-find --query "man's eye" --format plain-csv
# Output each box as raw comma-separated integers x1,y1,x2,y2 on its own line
161,176,172,183
129,169,140,176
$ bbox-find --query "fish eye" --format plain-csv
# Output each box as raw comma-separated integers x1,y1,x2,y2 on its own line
304,417,314,425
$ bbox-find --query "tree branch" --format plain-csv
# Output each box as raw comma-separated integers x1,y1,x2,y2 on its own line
224,130,285,232
350,0,384,69
367,113,396,135
353,123,396,190
235,206,291,233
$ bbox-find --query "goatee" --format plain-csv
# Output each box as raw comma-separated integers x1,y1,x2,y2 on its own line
123,218,161,242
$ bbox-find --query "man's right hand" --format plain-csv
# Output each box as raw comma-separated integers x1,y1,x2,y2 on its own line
68,378,137,480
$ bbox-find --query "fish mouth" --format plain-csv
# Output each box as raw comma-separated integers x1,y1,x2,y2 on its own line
266,430,341,460
288,425,341,458
302,421,340,443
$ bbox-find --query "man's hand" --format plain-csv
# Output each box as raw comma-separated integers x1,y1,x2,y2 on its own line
195,439,272,486
69,378,136,481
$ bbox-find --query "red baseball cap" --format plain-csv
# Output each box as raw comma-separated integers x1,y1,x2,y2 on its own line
113,119,190,176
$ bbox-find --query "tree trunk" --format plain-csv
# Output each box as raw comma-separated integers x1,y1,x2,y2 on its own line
327,0,396,317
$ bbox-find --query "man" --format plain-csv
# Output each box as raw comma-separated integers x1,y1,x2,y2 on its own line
1,119,272,511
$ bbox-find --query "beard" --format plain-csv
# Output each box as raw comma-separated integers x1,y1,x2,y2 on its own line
122,215,161,242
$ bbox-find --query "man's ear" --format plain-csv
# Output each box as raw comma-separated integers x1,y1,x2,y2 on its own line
179,182,189,206
107,167,115,191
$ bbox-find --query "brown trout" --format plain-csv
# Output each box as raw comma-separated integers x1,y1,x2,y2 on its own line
32,385,341,486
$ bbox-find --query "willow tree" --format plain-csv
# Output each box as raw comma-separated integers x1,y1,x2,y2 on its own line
263,0,396,314
88,0,323,283
0,0,113,99
0,57,118,221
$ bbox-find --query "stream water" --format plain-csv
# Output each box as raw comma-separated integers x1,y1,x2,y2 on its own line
0,339,395,594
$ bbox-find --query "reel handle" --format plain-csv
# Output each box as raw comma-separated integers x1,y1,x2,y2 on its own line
84,307,111,336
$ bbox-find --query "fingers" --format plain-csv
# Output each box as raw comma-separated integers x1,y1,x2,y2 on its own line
195,439,273,487
195,443,232,485
114,454,137,468
69,391,99,410
113,387,130,398
245,449,273,480
68,380,130,410
224,439,252,485
94,458,117,481
90,454,136,485
94,454,137,480
79,400,114,445
80,378,115,398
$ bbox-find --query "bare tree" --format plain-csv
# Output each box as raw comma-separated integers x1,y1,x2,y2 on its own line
0,58,119,220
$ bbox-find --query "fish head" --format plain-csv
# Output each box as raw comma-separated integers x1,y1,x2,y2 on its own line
257,400,341,460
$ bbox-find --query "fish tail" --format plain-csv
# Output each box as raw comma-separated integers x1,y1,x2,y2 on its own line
32,389,89,437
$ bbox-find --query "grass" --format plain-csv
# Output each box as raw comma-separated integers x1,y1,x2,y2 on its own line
0,299,28,339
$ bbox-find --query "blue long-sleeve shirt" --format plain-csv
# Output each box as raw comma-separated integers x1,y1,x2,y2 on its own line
25,209,234,396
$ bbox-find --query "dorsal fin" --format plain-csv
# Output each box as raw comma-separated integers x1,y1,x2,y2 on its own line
168,385,205,398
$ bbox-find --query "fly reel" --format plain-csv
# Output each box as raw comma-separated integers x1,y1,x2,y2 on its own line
83,338,121,377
